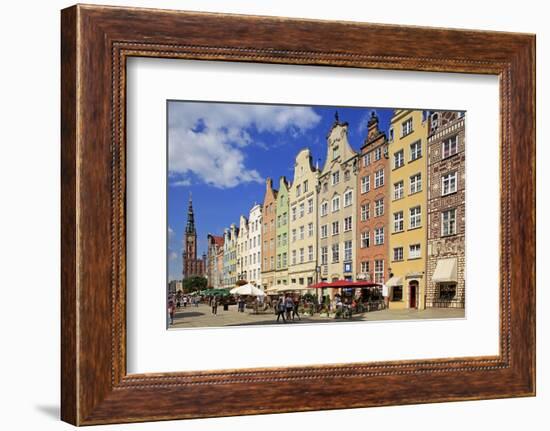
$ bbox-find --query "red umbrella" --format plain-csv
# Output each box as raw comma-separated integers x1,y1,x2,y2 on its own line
328,280,357,288
309,281,331,289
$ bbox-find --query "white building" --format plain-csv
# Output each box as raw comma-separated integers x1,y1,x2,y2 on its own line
237,215,249,282
248,203,262,288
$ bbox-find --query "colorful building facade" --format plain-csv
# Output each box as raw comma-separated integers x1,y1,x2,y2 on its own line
261,178,278,291
206,234,224,288
248,204,262,286
275,177,290,287
318,114,358,283
288,149,319,289
386,110,428,309
356,112,390,284
426,111,466,308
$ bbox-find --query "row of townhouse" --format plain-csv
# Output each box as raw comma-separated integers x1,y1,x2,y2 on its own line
208,109,465,309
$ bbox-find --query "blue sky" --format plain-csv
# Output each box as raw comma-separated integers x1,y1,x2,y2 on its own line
167,101,394,281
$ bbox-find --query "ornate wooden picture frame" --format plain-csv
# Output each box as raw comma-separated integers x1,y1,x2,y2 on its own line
61,4,535,425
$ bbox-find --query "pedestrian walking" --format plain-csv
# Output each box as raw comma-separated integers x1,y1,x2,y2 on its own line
284,295,294,321
292,297,301,321
211,296,218,315
167,299,176,325
276,297,286,323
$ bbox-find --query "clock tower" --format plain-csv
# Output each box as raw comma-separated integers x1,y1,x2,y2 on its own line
182,193,205,279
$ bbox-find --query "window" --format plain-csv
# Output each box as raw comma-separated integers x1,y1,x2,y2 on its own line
389,127,394,141
291,206,297,221
276,235,281,247
375,147,382,161
410,206,421,229
363,153,371,167
375,169,385,188
361,231,370,248
308,222,314,237
439,283,457,300
320,224,328,238
296,184,301,197
410,173,422,194
282,252,287,267
308,198,314,214
307,277,313,286
299,225,305,240
344,240,352,261
344,170,350,181
322,182,328,193
292,250,297,265
291,229,296,242
332,221,340,235
394,211,404,232
442,135,458,158
299,203,305,218
402,117,413,137
442,172,458,195
277,254,281,269
374,259,384,283
282,212,287,225
393,247,404,261
299,248,304,263
394,181,404,200
409,243,421,259
392,286,403,301
282,233,287,245
332,195,340,212
344,190,353,207
430,112,439,133
442,208,457,236
361,175,370,193
394,150,404,169
410,140,422,161
308,245,314,261
375,198,384,217
321,246,328,265
360,261,370,273
303,180,308,193
374,227,384,245
320,202,328,217
360,204,370,221
277,215,281,228
332,146,340,160
332,171,340,185
344,216,352,232
332,244,340,262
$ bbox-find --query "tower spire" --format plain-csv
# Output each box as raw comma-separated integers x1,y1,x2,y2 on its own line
185,192,195,234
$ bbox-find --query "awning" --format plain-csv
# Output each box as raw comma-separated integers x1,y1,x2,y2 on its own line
432,258,458,283
385,276,402,287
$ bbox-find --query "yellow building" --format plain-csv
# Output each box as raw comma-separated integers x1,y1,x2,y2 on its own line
386,110,428,310
288,148,319,290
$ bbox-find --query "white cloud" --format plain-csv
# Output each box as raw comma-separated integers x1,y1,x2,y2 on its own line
168,226,174,239
168,102,321,188
169,250,178,261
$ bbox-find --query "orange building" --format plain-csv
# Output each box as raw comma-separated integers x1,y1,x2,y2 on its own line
356,112,390,284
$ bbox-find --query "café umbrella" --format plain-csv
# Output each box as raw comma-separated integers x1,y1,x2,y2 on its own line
230,283,265,297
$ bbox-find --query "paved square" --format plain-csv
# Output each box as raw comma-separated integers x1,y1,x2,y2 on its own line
169,303,464,329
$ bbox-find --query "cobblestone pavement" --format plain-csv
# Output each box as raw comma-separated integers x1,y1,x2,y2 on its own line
169,303,465,329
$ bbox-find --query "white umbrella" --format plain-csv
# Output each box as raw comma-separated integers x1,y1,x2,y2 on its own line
230,283,265,296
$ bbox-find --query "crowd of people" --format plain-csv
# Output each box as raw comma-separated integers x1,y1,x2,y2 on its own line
167,288,385,325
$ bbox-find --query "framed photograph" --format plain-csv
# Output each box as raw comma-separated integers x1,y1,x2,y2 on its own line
61,4,535,425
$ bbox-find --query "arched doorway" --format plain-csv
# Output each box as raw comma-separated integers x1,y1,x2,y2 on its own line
409,280,419,309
